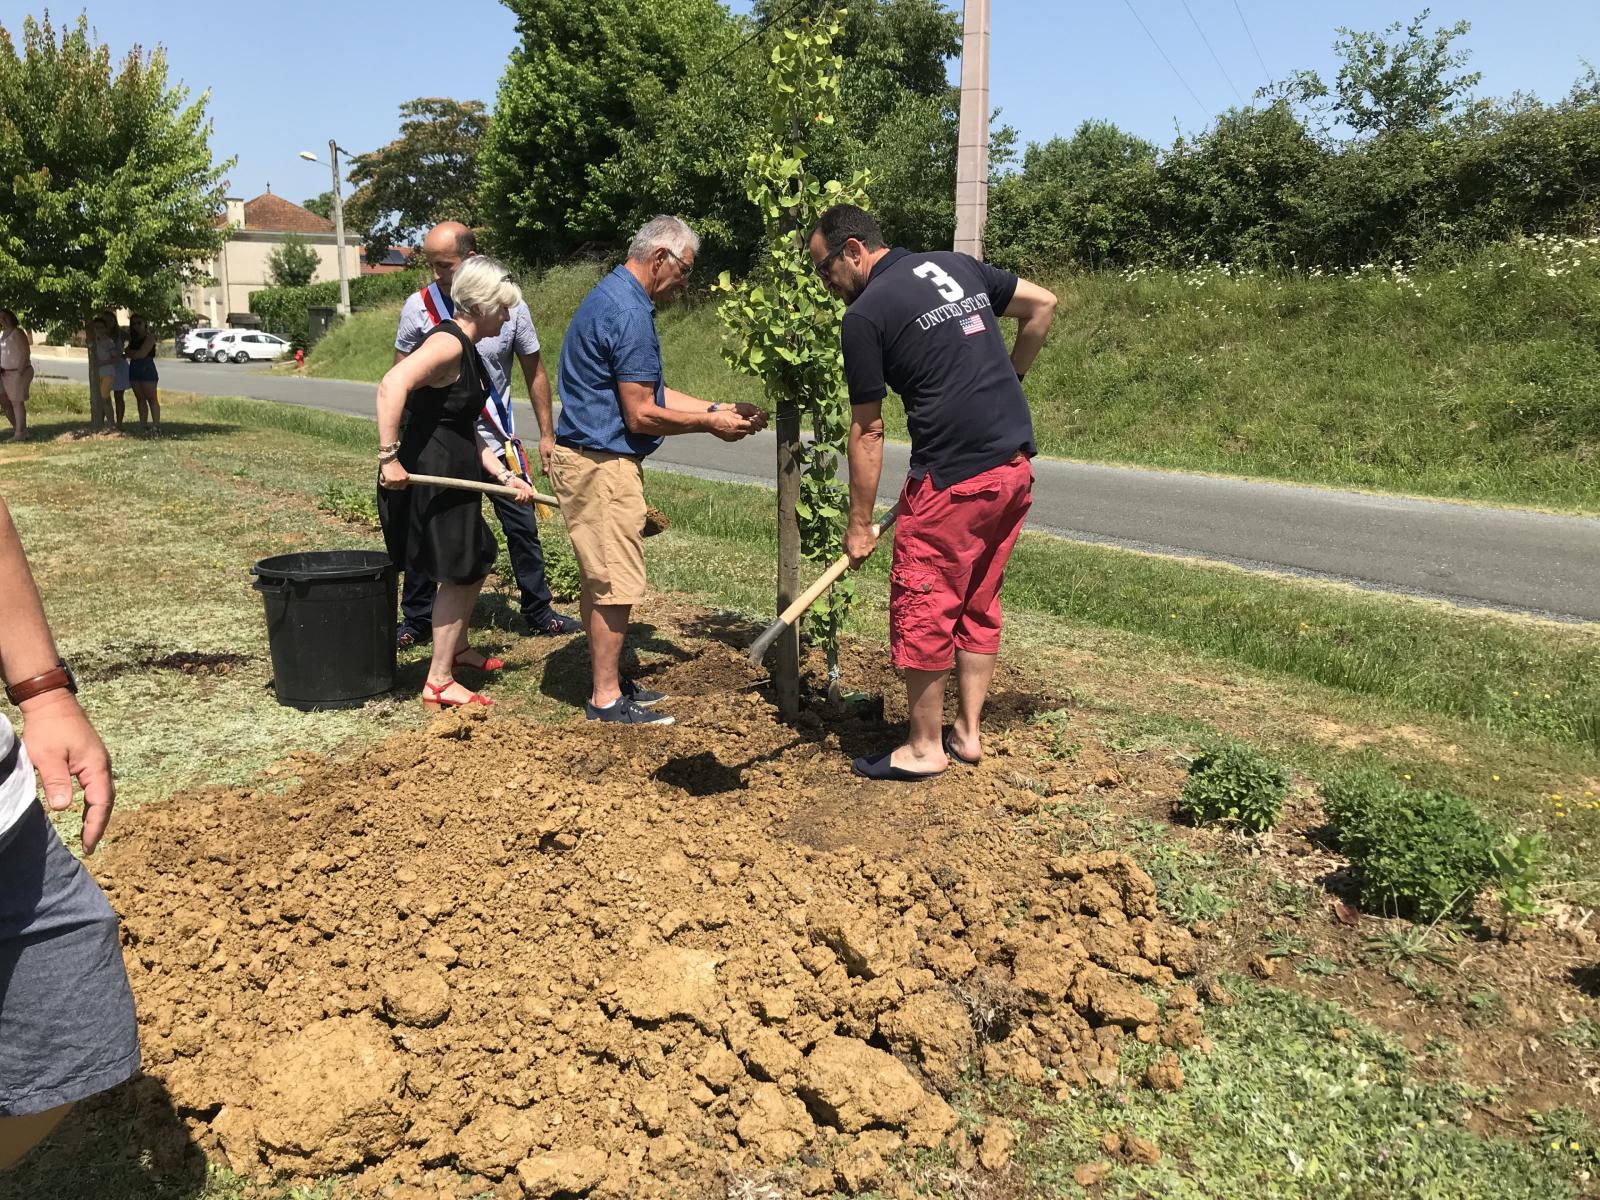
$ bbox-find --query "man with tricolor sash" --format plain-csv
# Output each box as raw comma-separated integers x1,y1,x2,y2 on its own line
392,221,581,647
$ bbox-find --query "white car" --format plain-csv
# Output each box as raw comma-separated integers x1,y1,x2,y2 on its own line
179,327,224,360
208,331,290,363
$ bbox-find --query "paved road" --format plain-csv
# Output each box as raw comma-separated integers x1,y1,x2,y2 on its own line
37,357,1600,622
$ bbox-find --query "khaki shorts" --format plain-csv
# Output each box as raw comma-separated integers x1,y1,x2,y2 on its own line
548,444,648,607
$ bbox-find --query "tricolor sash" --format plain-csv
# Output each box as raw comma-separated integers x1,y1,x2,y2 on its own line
417,281,527,480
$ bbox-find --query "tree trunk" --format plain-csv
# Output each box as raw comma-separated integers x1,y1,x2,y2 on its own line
85,315,105,430
774,401,803,719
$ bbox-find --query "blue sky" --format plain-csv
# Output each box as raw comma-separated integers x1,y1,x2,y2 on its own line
3,1,1594,203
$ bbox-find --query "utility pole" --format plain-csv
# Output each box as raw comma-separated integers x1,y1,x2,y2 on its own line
299,141,352,315
328,139,351,315
953,0,991,258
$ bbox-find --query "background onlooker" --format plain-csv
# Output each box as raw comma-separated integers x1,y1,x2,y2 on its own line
89,318,117,426
124,314,161,436
0,310,32,443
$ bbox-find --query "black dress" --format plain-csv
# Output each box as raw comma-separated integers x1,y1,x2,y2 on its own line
378,322,498,584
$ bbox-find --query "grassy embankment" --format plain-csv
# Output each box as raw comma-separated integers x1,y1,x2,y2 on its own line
3,385,1599,1198
309,235,1600,512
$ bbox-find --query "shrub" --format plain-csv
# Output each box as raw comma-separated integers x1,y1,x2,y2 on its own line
1176,741,1289,833
317,482,379,528
491,520,581,604
1323,771,1497,919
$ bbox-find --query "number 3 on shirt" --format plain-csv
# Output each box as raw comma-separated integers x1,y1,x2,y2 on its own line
913,260,965,303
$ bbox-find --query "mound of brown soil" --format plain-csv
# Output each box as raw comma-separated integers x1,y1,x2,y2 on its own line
98,644,1198,1199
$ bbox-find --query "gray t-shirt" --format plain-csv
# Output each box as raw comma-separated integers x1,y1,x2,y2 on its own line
395,293,540,414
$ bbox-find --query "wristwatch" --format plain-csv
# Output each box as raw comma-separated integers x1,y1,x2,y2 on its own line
5,659,78,706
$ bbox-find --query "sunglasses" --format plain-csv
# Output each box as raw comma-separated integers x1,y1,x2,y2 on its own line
815,249,842,279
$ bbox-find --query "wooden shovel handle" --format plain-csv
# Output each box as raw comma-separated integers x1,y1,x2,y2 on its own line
747,506,899,665
405,472,560,508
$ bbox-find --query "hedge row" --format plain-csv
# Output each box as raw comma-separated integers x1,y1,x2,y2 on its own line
248,270,426,348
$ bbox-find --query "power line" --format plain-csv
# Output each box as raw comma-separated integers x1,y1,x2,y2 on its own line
1181,0,1244,104
1120,0,1210,120
1231,0,1272,85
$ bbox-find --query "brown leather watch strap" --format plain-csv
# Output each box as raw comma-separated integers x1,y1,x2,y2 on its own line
5,662,77,706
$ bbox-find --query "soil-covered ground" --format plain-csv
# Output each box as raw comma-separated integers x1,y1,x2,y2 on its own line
66,600,1600,1198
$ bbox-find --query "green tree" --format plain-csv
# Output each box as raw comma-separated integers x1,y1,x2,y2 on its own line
481,0,724,263
345,97,485,262
302,191,334,220
482,0,971,265
1265,9,1481,136
718,9,868,714
265,234,320,288
0,13,230,426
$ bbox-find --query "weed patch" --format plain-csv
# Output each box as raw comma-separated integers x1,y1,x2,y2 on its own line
1014,979,1581,1199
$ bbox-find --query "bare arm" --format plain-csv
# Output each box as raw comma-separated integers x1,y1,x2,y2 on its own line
519,350,557,476
0,497,115,852
618,381,760,440
375,334,463,488
1003,277,1058,378
844,401,885,567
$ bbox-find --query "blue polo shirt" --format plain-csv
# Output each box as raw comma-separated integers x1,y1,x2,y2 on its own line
555,266,666,458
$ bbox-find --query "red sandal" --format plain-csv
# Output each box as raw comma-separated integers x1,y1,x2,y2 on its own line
422,678,493,711
452,648,505,672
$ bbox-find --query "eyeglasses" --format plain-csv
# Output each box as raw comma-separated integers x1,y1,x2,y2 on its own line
665,248,694,277
815,249,842,279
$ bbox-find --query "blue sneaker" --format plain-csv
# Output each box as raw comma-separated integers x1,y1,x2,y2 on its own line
585,696,674,725
396,624,432,650
622,677,666,707
529,610,582,637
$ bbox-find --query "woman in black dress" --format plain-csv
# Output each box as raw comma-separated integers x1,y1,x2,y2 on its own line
376,256,535,709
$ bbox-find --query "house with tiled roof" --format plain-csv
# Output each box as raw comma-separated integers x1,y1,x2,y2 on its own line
183,190,362,325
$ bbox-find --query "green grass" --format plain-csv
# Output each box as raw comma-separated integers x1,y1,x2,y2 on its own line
308,240,1600,511
1009,977,1587,1199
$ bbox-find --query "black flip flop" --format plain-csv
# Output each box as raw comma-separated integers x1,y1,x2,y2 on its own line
851,751,946,782
943,730,980,766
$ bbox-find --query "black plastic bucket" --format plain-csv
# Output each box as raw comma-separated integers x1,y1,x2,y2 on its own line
251,550,397,710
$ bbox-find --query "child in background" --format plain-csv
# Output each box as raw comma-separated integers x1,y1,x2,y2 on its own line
90,319,117,415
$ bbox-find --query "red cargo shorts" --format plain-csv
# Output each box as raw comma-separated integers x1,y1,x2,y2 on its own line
888,455,1034,672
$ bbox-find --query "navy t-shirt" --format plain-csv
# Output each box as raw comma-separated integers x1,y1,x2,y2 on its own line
841,248,1035,489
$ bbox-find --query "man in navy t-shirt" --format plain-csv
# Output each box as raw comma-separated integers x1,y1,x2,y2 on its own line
809,204,1059,781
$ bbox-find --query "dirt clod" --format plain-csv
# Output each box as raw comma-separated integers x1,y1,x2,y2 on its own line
1144,1052,1186,1093
976,1117,1016,1172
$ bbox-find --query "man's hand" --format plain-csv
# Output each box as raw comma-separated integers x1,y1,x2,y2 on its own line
732,402,769,433
845,520,878,569
379,459,410,490
708,408,757,442
538,433,555,478
20,691,115,855
507,476,537,505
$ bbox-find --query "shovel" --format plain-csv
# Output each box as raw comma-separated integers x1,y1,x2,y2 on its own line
747,505,898,666
404,473,671,536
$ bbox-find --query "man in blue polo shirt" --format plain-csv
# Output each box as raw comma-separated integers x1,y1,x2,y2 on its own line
550,215,768,725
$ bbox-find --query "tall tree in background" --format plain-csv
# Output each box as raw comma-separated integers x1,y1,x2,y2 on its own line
302,191,334,220
265,234,319,288
481,0,975,264
345,97,486,263
481,0,722,263
1264,8,1481,136
0,13,229,427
